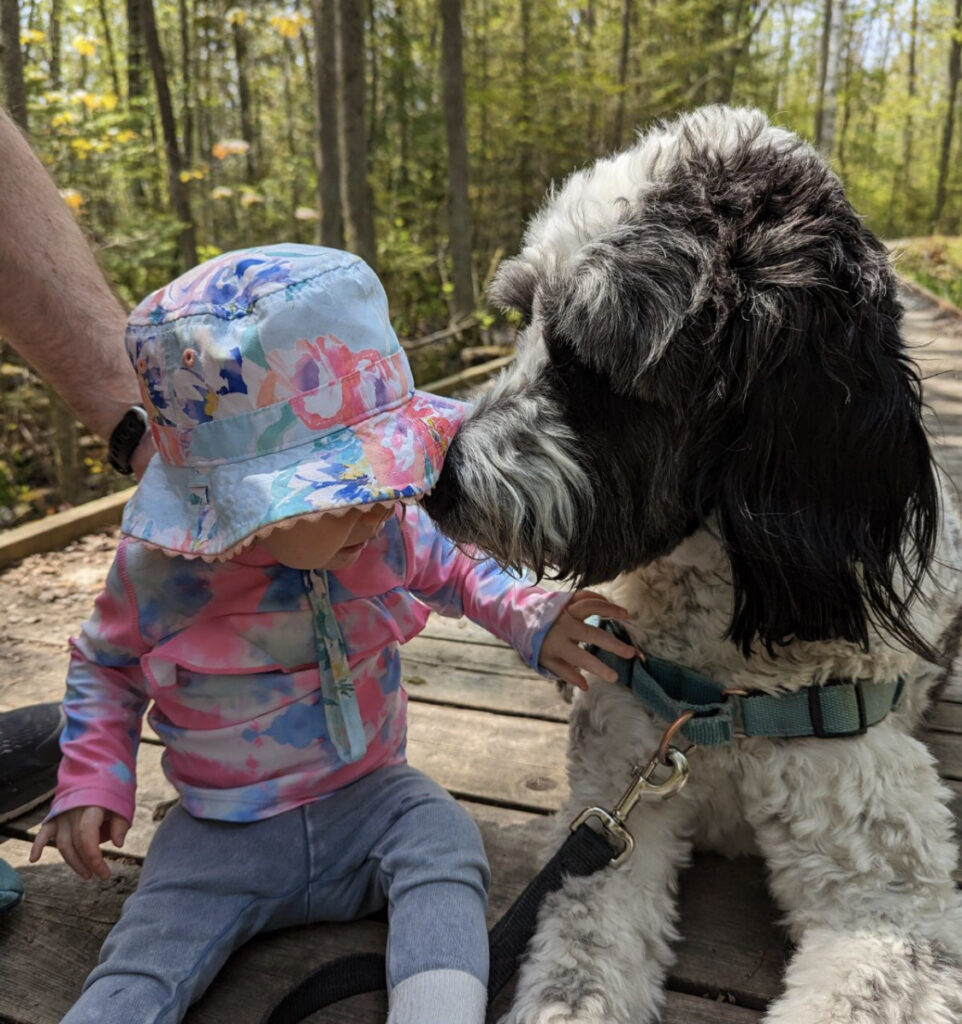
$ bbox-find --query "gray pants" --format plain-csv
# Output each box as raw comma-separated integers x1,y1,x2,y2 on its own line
62,764,490,1024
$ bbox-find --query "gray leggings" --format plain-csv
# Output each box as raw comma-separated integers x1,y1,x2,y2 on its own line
62,764,490,1024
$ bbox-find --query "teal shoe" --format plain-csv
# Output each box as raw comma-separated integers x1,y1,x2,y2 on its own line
0,856,24,912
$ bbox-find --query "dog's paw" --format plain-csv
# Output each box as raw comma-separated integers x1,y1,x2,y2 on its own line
498,994,611,1024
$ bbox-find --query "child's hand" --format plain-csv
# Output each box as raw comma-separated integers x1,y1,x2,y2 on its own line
539,590,638,691
29,806,131,880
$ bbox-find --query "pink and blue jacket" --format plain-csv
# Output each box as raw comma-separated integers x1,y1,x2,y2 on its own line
51,505,570,824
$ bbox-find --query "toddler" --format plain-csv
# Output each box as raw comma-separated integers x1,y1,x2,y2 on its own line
30,245,633,1024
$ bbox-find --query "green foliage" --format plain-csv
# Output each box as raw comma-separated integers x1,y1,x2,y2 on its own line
10,0,962,319
895,236,962,307
4,0,962,521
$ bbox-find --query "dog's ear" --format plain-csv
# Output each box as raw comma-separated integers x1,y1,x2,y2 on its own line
704,276,939,660
535,220,710,392
489,258,539,323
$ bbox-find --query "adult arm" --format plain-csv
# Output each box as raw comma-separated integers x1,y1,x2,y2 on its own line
0,108,153,474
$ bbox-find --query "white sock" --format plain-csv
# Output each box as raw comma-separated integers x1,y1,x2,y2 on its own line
387,969,487,1024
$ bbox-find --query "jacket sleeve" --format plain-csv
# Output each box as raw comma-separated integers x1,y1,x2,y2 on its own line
401,505,572,672
49,540,150,825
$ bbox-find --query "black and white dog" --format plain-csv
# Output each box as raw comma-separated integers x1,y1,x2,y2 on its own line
424,107,962,1023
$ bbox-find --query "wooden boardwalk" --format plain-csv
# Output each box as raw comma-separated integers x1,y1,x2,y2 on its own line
0,283,960,1024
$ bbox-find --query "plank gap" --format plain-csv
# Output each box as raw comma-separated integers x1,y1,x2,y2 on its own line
666,973,770,1013
407,693,568,724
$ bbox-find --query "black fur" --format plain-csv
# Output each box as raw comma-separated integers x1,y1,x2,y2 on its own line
426,108,939,660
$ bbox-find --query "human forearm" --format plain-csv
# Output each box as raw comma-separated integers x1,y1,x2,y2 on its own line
0,108,138,441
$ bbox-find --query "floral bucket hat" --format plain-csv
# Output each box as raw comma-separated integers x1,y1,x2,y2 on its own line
122,244,467,559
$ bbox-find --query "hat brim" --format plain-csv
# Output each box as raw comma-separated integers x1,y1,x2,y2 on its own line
121,390,467,559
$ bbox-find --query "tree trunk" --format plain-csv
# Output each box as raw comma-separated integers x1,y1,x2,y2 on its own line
770,0,794,112
934,0,962,229
814,0,845,156
367,0,378,152
48,0,61,88
390,4,411,192
179,0,193,166
140,0,197,271
0,0,28,132
901,0,919,186
519,0,532,224
95,0,121,97
283,36,299,219
312,0,343,247
440,0,474,317
230,13,257,183
50,393,85,505
473,0,490,254
893,0,922,232
127,0,147,103
612,0,632,150
335,0,376,268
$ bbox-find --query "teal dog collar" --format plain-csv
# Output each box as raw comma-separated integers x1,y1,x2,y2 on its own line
590,619,904,746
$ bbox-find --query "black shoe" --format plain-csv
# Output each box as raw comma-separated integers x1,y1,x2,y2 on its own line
0,702,64,823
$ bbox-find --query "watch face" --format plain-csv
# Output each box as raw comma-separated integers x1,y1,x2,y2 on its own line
109,407,148,474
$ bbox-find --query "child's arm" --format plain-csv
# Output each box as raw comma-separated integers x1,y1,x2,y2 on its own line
403,506,635,684
29,541,150,878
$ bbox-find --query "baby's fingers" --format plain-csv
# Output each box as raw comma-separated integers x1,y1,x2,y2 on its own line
29,821,56,863
55,821,92,879
565,593,630,623
108,814,129,849
78,808,110,880
555,643,621,684
578,619,637,660
542,657,590,691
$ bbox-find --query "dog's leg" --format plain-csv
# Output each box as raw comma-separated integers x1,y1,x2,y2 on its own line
501,685,701,1024
738,725,962,1024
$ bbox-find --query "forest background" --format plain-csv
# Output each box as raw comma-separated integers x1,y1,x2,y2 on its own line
1,0,961,524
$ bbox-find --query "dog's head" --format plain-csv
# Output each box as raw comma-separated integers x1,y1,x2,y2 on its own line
424,106,938,658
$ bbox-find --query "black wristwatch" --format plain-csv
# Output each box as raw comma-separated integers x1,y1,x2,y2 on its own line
108,406,149,475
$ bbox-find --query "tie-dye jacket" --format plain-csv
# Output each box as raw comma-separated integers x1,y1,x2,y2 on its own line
51,505,571,824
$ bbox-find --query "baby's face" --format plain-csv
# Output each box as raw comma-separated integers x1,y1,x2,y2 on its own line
258,504,395,570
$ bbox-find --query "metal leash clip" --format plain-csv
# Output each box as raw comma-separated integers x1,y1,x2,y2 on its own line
569,715,692,868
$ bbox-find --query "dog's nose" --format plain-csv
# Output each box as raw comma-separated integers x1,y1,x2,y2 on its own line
423,440,462,524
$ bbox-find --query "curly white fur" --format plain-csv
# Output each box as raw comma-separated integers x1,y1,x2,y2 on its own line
498,502,962,1024
481,107,962,1024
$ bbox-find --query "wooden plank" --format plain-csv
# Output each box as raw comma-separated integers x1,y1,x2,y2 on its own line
406,703,569,812
662,993,762,1022
405,633,537,679
4,703,570,853
7,704,961,867
0,490,133,569
925,731,962,781
403,636,569,720
925,701,962,733
0,801,778,1024
938,674,962,704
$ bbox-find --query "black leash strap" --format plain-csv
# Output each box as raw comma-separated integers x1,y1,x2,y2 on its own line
485,822,616,999
259,952,386,1024
259,822,617,1024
